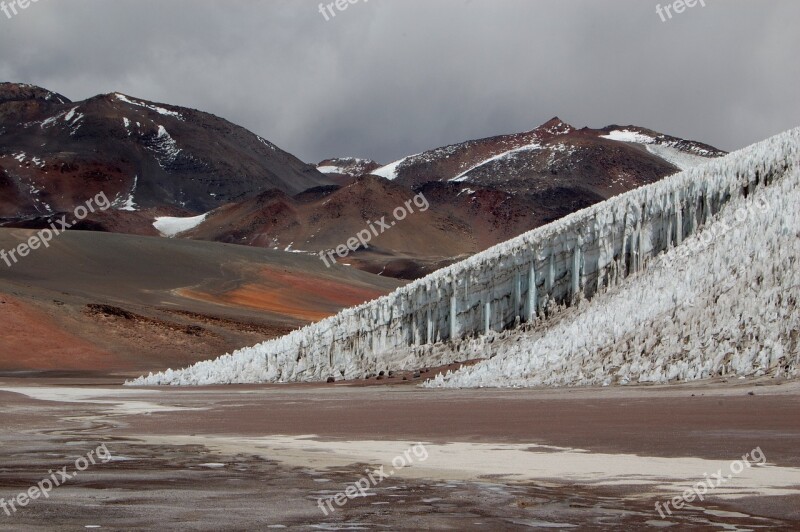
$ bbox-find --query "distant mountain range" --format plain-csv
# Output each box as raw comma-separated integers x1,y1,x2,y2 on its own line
0,82,727,279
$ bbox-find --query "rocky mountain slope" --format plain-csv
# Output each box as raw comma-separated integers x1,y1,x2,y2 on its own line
371,117,725,194
0,82,331,221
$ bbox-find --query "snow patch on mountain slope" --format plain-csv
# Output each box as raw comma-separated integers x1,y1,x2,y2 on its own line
40,107,76,129
450,142,545,182
64,107,78,123
114,175,139,212
374,121,577,184
153,213,209,237
425,164,800,388
146,125,182,168
256,136,278,151
317,158,377,177
603,129,721,170
645,144,714,171
374,134,540,182
114,93,184,121
372,121,571,182
317,165,344,174
372,158,406,180
602,130,656,144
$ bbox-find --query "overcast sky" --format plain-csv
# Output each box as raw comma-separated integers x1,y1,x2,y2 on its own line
1,0,798,163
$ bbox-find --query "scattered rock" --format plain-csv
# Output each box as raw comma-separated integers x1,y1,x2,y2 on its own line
184,325,204,336
326,377,335,384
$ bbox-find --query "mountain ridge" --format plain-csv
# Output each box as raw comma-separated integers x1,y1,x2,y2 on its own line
0,82,333,219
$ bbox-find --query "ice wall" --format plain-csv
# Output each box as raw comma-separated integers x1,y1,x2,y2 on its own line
129,129,800,386
425,154,800,388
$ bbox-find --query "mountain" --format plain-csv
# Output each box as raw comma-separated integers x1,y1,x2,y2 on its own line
0,82,332,221
174,174,564,279
128,128,799,386
316,157,381,184
371,117,725,195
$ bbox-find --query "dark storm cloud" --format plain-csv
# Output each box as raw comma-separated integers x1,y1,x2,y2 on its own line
1,0,798,163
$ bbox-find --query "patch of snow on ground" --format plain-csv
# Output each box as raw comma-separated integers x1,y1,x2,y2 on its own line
115,93,184,121
601,130,656,144
147,125,182,168
153,213,209,237
603,130,720,171
372,158,405,180
115,175,139,211
450,142,544,182
257,136,278,151
645,144,713,171
63,107,79,123
317,166,344,174
40,108,74,129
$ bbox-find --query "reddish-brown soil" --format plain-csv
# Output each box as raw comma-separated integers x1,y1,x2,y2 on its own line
0,229,403,376
0,295,114,372
181,266,393,321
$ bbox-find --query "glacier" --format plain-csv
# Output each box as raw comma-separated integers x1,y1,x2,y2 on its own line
128,128,800,386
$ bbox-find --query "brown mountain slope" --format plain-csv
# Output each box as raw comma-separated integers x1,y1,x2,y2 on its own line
172,174,603,279
0,82,332,221
182,176,477,277
371,118,725,196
